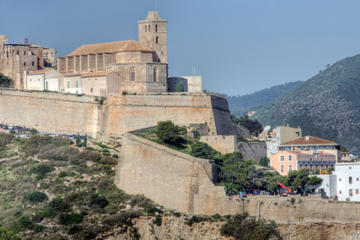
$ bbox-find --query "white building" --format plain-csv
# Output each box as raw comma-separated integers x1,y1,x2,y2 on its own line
26,69,62,92
334,162,360,201
309,174,337,197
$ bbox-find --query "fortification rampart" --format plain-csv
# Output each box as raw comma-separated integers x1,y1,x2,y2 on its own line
0,89,234,139
116,133,242,215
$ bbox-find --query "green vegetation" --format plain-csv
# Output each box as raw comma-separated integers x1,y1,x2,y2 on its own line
220,213,282,240
137,121,324,196
175,83,185,92
0,73,14,88
0,133,163,239
225,81,303,116
233,115,263,136
254,54,360,154
259,157,269,167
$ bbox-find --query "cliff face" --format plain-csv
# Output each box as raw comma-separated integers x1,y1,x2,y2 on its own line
254,54,360,154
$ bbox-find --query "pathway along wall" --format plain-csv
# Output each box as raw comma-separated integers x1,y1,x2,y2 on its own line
0,89,235,138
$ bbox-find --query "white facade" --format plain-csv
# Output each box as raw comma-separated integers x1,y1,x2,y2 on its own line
309,174,337,197
334,163,360,201
27,73,45,91
45,78,59,91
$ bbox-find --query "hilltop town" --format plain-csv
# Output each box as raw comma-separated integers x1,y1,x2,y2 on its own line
1,9,360,240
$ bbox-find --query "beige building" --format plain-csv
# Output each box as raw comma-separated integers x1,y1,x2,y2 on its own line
57,11,168,95
0,35,56,89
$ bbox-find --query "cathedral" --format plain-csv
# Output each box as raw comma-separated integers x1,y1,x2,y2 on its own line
1,11,201,96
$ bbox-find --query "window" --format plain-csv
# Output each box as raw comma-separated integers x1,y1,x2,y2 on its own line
288,165,292,172
90,88,93,93
153,67,157,82
31,61,34,66
339,178,342,182
145,25,147,32
280,156,284,162
45,81,48,90
356,189,359,195
350,189,353,197
148,25,151,31
357,178,359,181
155,36,159,44
280,165,285,173
339,190,342,194
75,80,79,88
349,177,353,184
130,67,135,81
155,24,158,32
67,80,70,88
24,62,26,66
288,155,292,161
296,132,300,137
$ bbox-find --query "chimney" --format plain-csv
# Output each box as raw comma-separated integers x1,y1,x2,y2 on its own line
24,38,28,44
305,136,310,141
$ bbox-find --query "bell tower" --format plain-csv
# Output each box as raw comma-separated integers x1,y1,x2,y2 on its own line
138,11,168,63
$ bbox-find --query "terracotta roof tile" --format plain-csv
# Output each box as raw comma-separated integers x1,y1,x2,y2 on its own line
67,40,153,57
281,136,337,146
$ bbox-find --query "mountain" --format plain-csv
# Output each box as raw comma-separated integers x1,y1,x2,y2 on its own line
254,54,360,154
224,81,303,116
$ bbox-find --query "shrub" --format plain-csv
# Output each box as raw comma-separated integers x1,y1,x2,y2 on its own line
17,215,34,230
48,197,72,212
39,145,79,161
89,194,109,209
112,154,119,158
175,83,185,92
30,128,38,135
152,215,162,226
102,211,140,227
30,163,55,180
22,135,70,157
68,225,82,235
58,213,83,225
24,191,48,204
156,121,186,147
58,171,68,178
185,216,209,226
33,224,46,233
220,214,281,240
0,225,20,240
0,133,14,147
190,142,218,159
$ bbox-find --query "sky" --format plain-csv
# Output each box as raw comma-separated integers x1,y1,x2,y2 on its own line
1,0,360,96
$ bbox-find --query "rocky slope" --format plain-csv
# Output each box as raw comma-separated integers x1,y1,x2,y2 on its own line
254,54,360,154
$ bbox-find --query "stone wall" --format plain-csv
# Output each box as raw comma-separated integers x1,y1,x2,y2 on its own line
200,135,236,154
116,133,242,215
237,142,267,163
245,195,360,224
0,89,234,138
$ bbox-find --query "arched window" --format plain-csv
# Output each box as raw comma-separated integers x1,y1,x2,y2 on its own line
155,36,159,44
155,24,158,32
130,67,135,81
145,25,147,32
153,67,157,82
148,25,151,32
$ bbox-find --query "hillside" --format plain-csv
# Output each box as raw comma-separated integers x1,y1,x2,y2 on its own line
254,54,360,154
224,81,303,116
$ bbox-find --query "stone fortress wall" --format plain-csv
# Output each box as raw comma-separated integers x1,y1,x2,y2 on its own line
0,89,234,138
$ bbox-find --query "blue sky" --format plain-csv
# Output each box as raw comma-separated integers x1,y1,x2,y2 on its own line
1,0,360,95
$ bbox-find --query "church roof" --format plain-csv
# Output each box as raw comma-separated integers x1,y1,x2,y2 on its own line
67,40,153,57
281,136,338,146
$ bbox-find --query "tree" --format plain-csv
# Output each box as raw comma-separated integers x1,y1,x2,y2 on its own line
83,134,88,147
234,115,263,136
287,168,310,194
307,176,323,186
0,73,13,88
259,157,269,167
156,121,186,147
175,83,185,92
190,142,218,159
